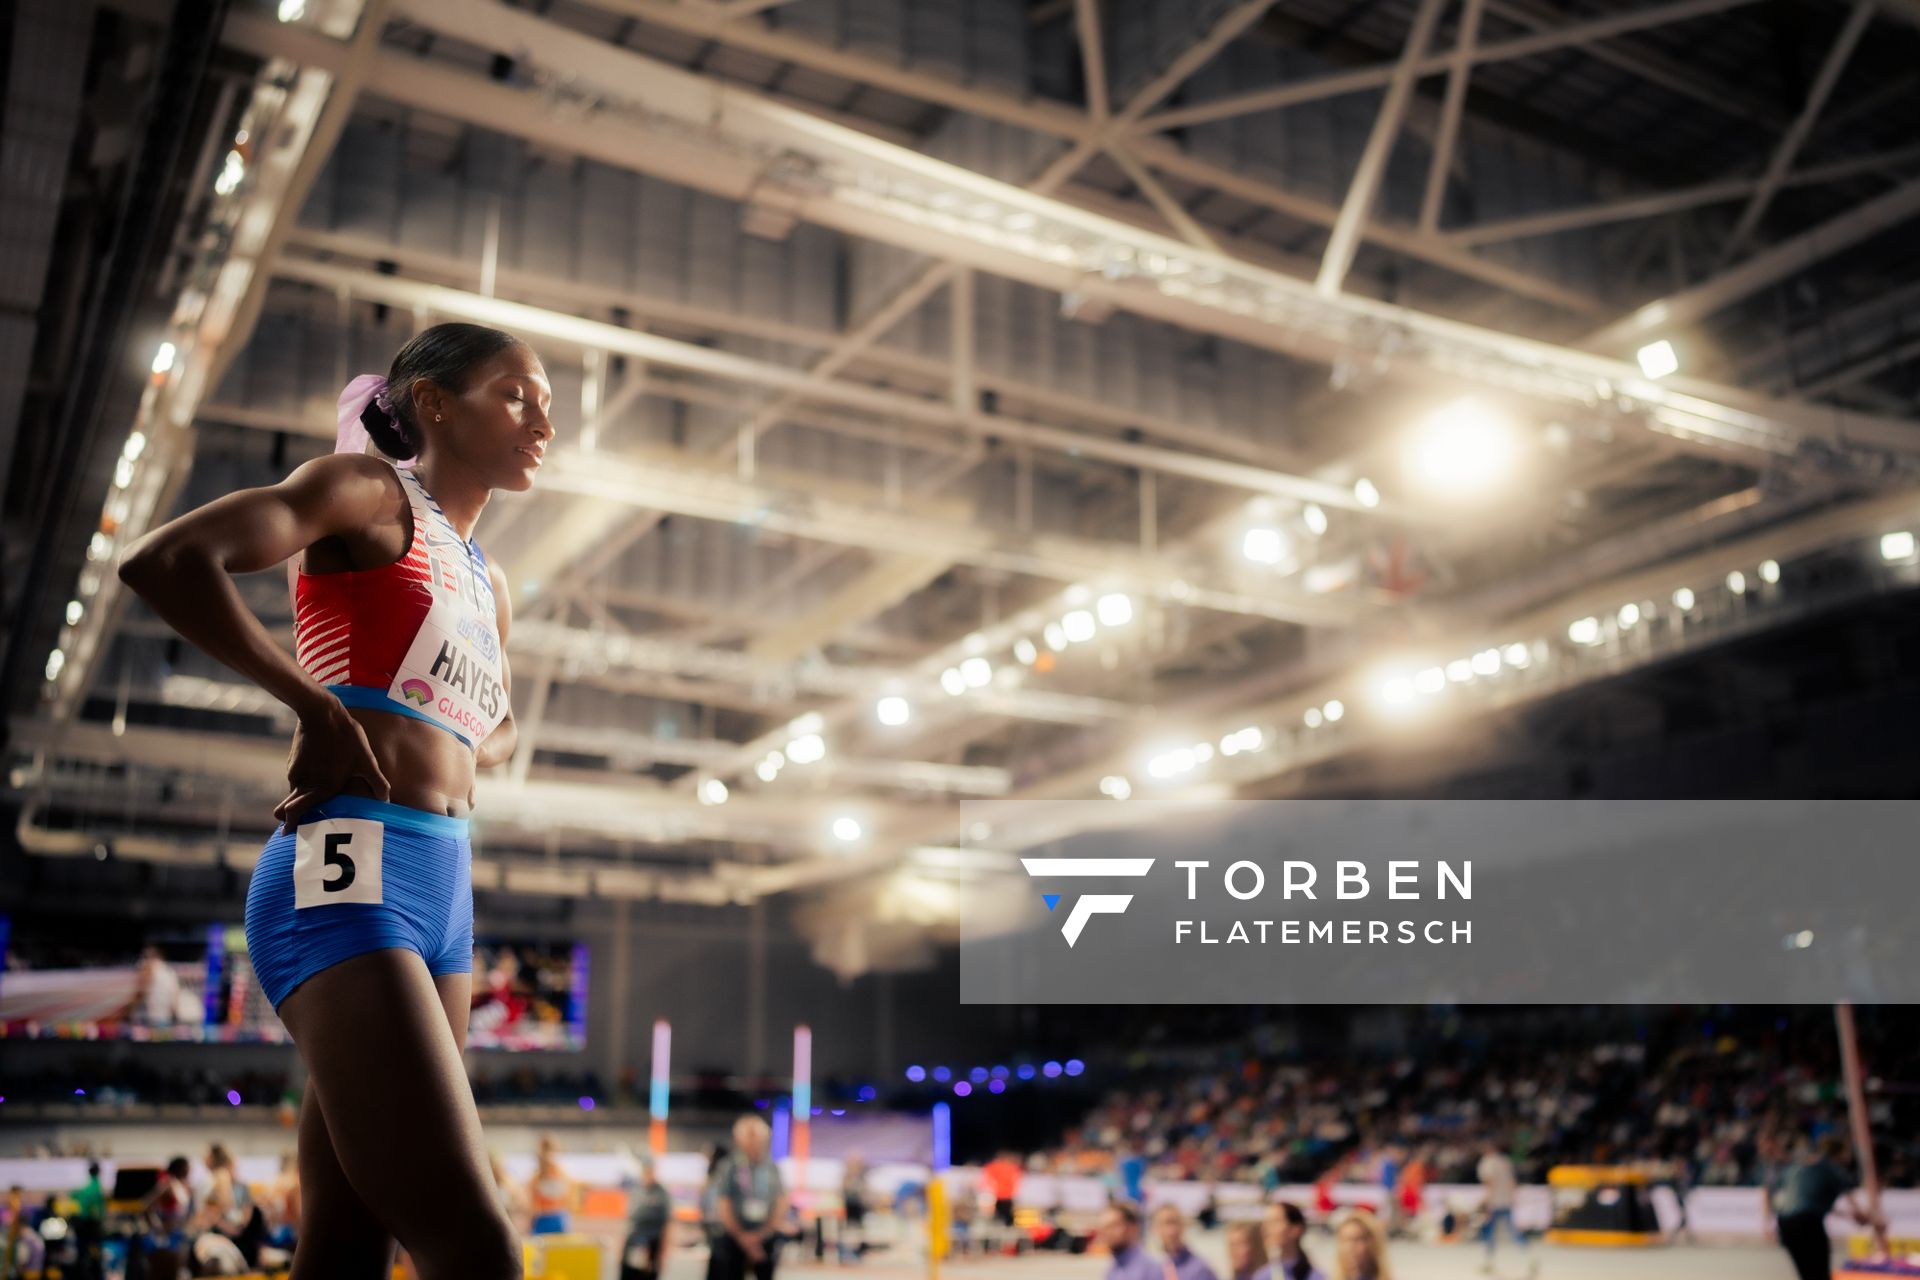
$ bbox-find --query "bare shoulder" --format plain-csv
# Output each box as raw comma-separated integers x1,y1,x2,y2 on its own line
280,452,408,525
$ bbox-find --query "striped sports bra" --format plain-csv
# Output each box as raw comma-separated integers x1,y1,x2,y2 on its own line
292,462,507,747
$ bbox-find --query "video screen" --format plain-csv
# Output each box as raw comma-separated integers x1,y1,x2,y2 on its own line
467,940,589,1052
0,918,284,1044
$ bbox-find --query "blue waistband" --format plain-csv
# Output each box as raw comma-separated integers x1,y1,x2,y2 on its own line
295,794,470,841
328,684,476,749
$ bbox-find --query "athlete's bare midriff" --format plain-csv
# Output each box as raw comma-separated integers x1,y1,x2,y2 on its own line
303,477,483,819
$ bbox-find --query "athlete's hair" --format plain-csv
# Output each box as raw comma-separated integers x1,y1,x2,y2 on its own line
362,322,525,459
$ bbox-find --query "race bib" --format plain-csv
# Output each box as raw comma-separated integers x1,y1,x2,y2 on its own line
743,1199,769,1222
294,818,385,908
626,1246,650,1268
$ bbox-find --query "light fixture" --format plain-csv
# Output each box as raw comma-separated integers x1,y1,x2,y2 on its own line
1353,476,1381,509
1758,559,1780,585
756,752,784,782
1726,570,1747,596
114,458,135,490
277,0,306,20
1302,503,1328,537
1407,398,1520,498
214,150,246,196
151,342,177,375
876,696,910,726
1446,659,1473,683
1242,528,1285,565
1617,602,1640,629
1096,593,1133,627
65,601,83,627
1471,649,1501,677
940,667,967,696
1501,643,1531,669
1099,775,1132,800
124,432,146,461
1303,706,1324,729
1635,339,1679,380
1220,726,1264,755
1672,587,1695,610
787,733,826,764
1381,675,1414,705
1043,623,1068,652
960,657,993,688
1568,616,1601,645
1414,666,1446,694
1061,610,1096,643
88,532,112,561
1322,699,1344,723
1880,531,1916,562
697,778,729,806
831,816,863,843
1013,638,1038,665
44,649,65,681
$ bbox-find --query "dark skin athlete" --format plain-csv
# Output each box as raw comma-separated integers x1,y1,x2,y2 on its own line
118,342,556,1280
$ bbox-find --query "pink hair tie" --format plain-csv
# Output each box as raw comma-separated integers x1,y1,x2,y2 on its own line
334,372,416,469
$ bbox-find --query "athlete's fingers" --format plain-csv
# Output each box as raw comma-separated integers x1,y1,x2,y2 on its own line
277,788,323,828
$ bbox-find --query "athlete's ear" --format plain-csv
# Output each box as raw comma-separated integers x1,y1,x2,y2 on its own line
410,379,450,429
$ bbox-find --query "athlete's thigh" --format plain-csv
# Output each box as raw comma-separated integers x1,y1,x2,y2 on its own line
278,947,500,1249
435,970,473,1053
290,1087,394,1280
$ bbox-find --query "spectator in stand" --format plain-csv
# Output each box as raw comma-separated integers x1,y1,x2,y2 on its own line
1224,1221,1266,1280
1098,1203,1161,1280
983,1151,1024,1228
1771,1137,1884,1280
70,1161,108,1280
527,1133,578,1235
1258,1202,1324,1280
840,1155,869,1261
1150,1204,1218,1280
1330,1211,1392,1280
144,1156,195,1279
1118,1144,1148,1206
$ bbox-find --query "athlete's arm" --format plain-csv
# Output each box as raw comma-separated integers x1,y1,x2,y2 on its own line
474,558,518,770
118,453,401,823
119,454,394,716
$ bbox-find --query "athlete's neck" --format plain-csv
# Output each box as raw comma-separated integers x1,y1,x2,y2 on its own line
408,455,491,542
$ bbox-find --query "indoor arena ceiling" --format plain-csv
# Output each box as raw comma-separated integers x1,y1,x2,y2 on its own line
6,0,1920,914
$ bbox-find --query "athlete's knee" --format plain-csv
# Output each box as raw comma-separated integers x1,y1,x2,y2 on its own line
420,1209,520,1280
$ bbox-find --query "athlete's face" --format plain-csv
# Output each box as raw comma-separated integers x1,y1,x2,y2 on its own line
438,344,555,493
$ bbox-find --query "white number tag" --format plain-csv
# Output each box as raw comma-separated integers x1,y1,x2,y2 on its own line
294,818,385,908
743,1199,769,1222
626,1246,650,1268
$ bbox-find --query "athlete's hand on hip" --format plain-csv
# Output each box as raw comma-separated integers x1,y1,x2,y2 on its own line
275,697,392,827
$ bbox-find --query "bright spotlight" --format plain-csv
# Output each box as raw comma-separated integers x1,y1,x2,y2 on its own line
1617,602,1640,629
831,816,863,843
1501,643,1531,669
1407,399,1520,498
1880,531,1916,562
151,342,177,375
1726,570,1747,596
1381,675,1414,705
1353,476,1381,509
1303,706,1324,729
1014,637,1038,665
1758,559,1780,585
1471,649,1501,677
1242,528,1285,565
1099,775,1132,800
1062,610,1096,643
877,696,911,726
1672,587,1695,610
1302,503,1328,537
1322,700,1344,723
1043,623,1068,652
1096,593,1133,626
960,657,993,688
1568,616,1601,646
940,667,967,696
1636,339,1679,380
277,0,306,19
1414,667,1446,695
788,733,826,764
698,778,730,806
1446,659,1474,684
45,649,65,681
65,600,84,627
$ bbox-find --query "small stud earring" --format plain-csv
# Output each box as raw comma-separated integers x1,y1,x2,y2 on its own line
436,414,443,421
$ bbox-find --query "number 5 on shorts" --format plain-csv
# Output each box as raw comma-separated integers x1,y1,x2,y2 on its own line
294,818,385,908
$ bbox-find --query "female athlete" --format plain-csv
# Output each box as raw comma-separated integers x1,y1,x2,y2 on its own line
118,322,554,1279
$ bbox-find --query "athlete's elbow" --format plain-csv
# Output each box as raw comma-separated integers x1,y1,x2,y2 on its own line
116,537,167,595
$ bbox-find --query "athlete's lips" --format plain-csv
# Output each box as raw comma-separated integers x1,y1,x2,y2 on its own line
516,445,544,466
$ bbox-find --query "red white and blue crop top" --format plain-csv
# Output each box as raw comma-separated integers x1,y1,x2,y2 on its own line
292,462,507,748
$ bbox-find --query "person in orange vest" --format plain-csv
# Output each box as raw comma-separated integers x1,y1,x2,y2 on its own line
981,1152,1023,1229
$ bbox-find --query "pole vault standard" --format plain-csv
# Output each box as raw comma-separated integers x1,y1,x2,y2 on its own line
1835,1002,1890,1257
793,1024,814,1175
650,1019,671,1156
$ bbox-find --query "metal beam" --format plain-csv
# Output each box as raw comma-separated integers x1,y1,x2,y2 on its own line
1583,177,1920,352
1138,0,1762,132
1420,0,1487,234
1443,143,1920,246
1798,333,1920,398
1317,0,1449,297
1074,0,1109,121
1717,0,1876,265
1105,145,1221,252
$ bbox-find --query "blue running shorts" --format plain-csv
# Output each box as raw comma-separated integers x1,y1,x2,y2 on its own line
245,795,474,1009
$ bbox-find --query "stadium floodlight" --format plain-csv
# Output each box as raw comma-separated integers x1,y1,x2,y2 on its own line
940,667,967,695
1062,610,1096,643
1672,587,1696,610
1446,659,1474,683
697,778,729,806
1096,593,1134,626
876,696,910,726
1407,399,1520,498
1472,649,1501,676
1043,622,1068,652
1727,570,1747,596
1618,602,1640,629
1568,616,1601,645
1302,503,1329,537
1636,339,1679,380
1501,643,1531,669
1322,700,1345,723
1415,666,1447,694
1381,675,1415,705
1242,528,1285,565
1303,706,1324,729
1014,637,1038,665
787,733,826,764
1099,775,1132,800
1353,476,1381,509
151,342,177,375
1881,531,1916,562
1759,559,1780,585
960,657,993,688
830,816,863,843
